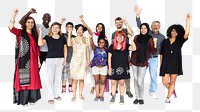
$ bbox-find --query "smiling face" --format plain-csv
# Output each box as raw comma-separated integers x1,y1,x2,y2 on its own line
25,19,35,30
140,25,148,35
171,28,178,38
51,24,60,35
98,39,106,48
76,26,83,36
116,34,125,43
42,14,51,25
115,20,123,29
151,21,160,33
96,24,103,33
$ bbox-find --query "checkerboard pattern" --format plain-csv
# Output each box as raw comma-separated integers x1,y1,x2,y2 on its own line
0,0,199,111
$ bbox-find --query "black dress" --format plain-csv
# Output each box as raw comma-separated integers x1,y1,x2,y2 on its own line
160,38,187,76
107,44,130,80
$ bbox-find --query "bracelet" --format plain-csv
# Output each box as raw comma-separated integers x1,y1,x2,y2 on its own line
10,20,15,24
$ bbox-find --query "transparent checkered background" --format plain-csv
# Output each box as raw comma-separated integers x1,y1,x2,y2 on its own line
0,0,200,111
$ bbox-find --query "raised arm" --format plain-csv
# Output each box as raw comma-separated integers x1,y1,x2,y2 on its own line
59,17,66,25
89,34,97,51
19,8,36,25
38,27,46,46
9,9,18,30
134,5,142,28
123,18,134,37
128,37,137,51
79,15,93,35
184,14,192,39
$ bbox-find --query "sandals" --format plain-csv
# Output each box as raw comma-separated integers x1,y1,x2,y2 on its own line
48,100,54,104
54,96,62,101
90,87,95,94
79,96,85,100
71,97,76,102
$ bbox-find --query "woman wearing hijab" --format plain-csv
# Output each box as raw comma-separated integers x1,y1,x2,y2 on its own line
130,23,157,105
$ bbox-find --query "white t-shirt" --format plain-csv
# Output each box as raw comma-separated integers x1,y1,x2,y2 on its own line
36,24,50,52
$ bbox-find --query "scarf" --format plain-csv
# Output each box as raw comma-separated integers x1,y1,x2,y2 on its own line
136,23,152,64
15,29,30,86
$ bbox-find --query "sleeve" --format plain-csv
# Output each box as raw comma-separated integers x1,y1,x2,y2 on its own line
126,43,130,51
149,38,157,55
180,37,188,45
159,35,165,54
136,17,142,29
63,36,67,45
43,35,48,42
123,28,128,36
160,40,165,55
9,27,21,36
37,45,40,56
108,45,113,54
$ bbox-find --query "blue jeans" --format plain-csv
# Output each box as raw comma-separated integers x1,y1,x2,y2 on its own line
148,57,158,93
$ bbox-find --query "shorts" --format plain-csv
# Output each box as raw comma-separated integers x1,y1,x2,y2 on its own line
92,66,107,75
62,63,71,80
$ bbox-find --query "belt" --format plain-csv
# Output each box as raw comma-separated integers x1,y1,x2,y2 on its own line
149,56,158,58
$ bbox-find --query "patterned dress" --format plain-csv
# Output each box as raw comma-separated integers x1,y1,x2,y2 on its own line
70,36,89,79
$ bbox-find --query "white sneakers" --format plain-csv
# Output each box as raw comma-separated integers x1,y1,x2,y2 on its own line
150,92,158,99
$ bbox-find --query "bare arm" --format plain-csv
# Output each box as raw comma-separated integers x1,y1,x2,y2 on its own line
108,53,112,76
79,15,93,35
59,18,66,25
123,19,134,37
128,37,136,51
184,14,192,39
85,46,90,71
160,55,163,67
9,9,18,30
134,5,142,28
38,27,46,46
63,44,67,65
19,8,36,25
89,34,96,51
67,28,73,46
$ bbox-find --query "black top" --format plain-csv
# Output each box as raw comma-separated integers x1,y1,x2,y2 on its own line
107,43,130,80
112,28,129,43
160,38,187,76
44,35,67,58
63,33,76,63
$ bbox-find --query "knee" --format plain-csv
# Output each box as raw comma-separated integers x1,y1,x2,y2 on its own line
95,80,100,85
111,81,116,86
100,81,105,85
162,80,168,86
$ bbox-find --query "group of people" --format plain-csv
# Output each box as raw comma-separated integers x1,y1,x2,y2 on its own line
8,5,191,106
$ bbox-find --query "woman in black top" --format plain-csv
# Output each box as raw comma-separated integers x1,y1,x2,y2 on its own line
38,22,67,104
160,14,191,103
108,31,136,105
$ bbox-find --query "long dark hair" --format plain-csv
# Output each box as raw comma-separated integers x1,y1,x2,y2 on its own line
21,17,38,43
96,23,105,40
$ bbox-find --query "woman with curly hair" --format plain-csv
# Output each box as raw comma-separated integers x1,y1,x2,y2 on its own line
160,14,191,103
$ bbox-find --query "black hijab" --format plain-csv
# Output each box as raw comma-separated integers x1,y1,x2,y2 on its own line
136,23,152,63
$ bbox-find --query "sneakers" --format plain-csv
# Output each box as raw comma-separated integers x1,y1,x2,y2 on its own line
94,97,99,101
165,97,170,103
100,97,104,102
133,99,144,105
133,99,139,104
126,91,133,98
62,85,66,93
110,90,118,96
139,99,144,104
119,96,124,105
68,85,73,92
110,95,116,104
149,92,158,99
